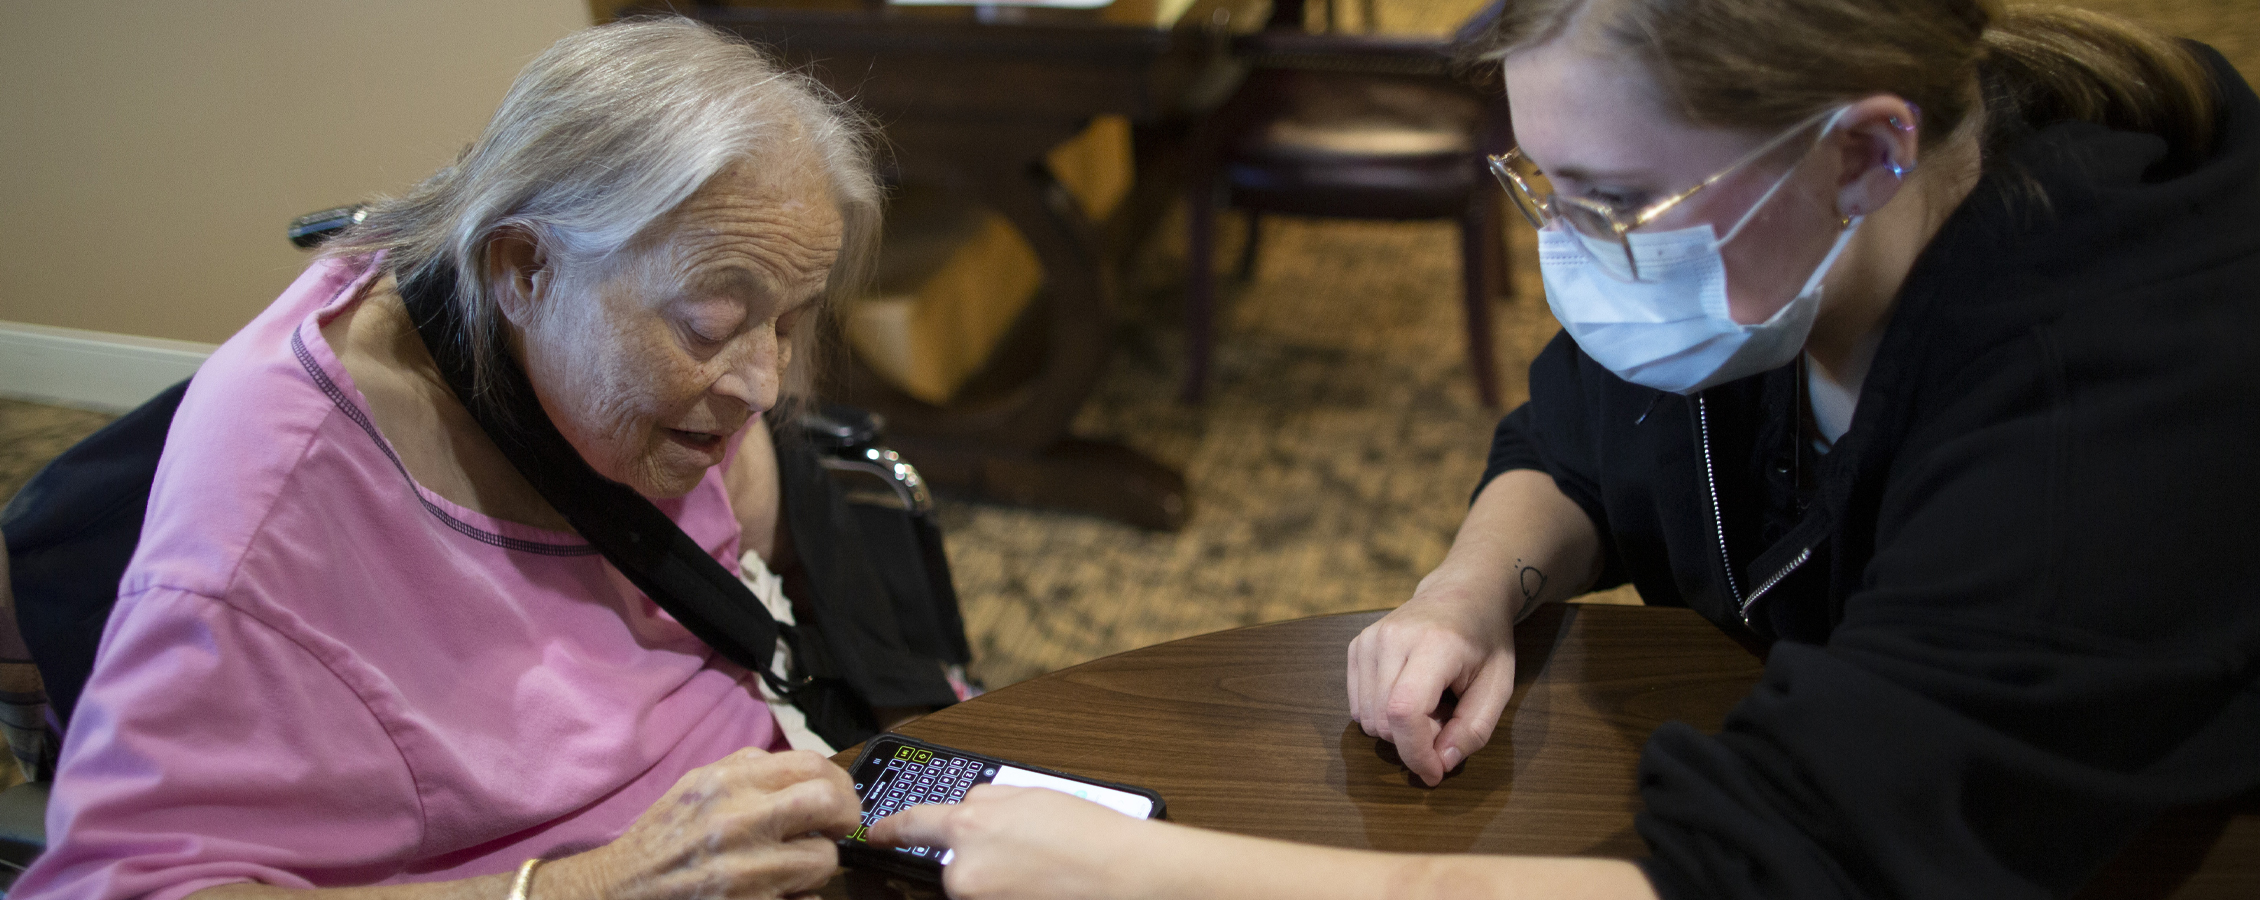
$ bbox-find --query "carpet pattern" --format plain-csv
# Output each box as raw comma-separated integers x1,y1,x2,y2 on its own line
0,400,115,506
935,213,1565,686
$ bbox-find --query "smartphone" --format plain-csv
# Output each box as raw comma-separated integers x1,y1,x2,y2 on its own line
838,735,1166,882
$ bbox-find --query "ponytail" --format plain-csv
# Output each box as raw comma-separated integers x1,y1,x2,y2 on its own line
1977,6,2219,171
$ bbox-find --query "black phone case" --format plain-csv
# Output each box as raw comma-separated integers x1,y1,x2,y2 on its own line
837,735,1167,883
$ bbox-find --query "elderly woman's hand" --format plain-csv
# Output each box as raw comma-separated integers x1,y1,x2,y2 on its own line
557,747,861,900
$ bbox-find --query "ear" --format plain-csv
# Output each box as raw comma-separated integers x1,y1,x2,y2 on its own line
484,228,551,327
1827,95,1923,220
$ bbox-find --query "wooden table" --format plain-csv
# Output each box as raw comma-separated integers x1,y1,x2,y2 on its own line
683,0,1267,529
826,603,2260,898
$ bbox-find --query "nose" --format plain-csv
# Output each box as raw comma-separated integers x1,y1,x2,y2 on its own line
711,324,785,416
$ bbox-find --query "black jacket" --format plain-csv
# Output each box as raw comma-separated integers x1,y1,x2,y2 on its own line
1485,47,2260,898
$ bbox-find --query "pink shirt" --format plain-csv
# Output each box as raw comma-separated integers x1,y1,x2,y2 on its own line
14,257,784,900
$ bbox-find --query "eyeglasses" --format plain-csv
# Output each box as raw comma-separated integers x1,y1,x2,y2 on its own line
1487,106,1842,281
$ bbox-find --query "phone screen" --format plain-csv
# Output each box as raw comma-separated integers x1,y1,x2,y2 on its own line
844,737,1158,866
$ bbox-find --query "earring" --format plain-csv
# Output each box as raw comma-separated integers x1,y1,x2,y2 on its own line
1887,160,1908,179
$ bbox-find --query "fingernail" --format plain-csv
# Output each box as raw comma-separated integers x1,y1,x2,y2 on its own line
1441,747,1463,771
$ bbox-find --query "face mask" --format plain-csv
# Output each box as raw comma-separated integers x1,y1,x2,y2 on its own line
1535,108,1860,395
1539,219,1859,395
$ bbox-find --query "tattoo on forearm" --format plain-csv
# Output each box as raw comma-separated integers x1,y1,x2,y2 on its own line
1516,558,1547,607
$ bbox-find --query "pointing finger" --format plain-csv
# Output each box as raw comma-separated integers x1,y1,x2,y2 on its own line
866,803,958,851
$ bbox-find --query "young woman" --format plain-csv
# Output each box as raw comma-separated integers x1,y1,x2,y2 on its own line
871,1,2260,897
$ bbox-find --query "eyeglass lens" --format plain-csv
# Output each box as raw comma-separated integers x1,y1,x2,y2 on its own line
1493,155,1633,241
1492,153,1648,281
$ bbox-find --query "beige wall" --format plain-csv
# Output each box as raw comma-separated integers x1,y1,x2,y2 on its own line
0,1,590,345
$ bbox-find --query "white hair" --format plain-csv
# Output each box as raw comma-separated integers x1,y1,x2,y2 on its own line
326,16,881,407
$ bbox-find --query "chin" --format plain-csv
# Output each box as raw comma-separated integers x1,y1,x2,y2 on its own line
617,459,708,499
637,472,706,499
576,437,708,499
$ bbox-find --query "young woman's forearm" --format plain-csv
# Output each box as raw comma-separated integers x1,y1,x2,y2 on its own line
1424,469,1605,620
1133,822,1654,900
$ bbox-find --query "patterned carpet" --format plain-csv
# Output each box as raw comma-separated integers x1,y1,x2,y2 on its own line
934,213,1565,686
0,401,115,506
4,0,2251,691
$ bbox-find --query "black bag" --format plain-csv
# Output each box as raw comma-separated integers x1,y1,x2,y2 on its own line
772,409,971,716
3,379,191,733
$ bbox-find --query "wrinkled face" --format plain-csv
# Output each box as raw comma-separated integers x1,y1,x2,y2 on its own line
1503,34,1848,324
516,153,842,498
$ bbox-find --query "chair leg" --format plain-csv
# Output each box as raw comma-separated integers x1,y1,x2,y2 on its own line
1234,212,1263,282
1182,179,1220,404
1459,196,1502,409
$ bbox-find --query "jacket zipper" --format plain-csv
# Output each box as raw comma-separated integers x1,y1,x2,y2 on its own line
1741,546,1812,624
1695,397,1745,606
1695,396,1813,628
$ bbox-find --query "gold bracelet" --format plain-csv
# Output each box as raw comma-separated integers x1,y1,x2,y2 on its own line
507,857,544,900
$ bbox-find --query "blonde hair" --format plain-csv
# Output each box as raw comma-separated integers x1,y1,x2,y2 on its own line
324,16,881,411
1472,0,2217,169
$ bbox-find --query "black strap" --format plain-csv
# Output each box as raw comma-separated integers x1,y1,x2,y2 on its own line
394,266,803,697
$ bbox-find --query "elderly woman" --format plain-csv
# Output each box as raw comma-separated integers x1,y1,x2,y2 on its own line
15,18,886,900
868,1,2260,898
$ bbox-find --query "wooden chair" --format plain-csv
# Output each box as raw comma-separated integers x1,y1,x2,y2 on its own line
1181,0,1510,406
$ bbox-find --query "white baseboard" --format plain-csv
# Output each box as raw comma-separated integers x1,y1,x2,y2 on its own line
0,321,216,413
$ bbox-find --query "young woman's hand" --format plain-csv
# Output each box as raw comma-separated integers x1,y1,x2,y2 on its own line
1346,469,1604,787
1347,564,1518,787
867,786,1164,900
870,783,1661,900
